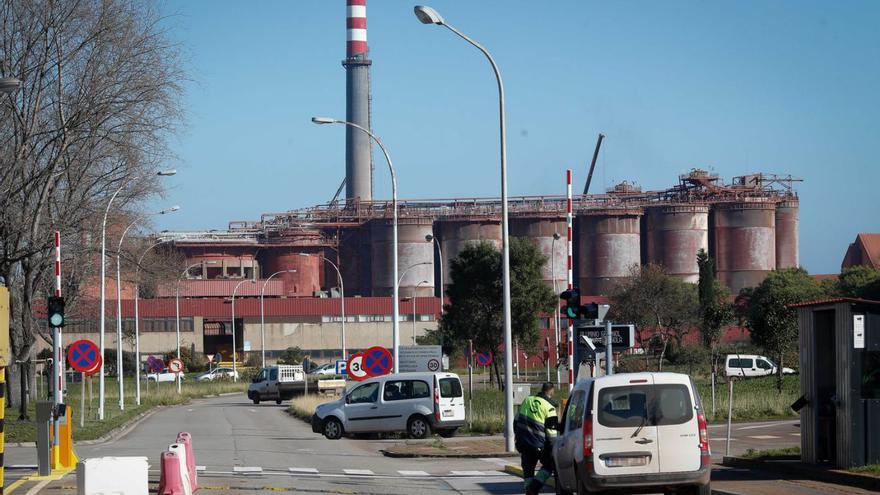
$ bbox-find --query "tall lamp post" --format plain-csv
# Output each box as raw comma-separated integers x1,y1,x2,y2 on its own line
411,280,430,344
551,232,561,384
312,116,401,371
231,279,255,383
425,234,444,316
98,169,176,419
414,5,515,452
114,206,178,411
133,237,172,406
299,253,347,360
260,269,296,369
175,262,202,393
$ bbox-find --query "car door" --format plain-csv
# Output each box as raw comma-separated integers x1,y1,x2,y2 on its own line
343,381,383,432
381,380,417,431
437,376,465,424
591,378,660,477
555,389,586,490
756,357,774,376
266,367,279,398
652,375,701,473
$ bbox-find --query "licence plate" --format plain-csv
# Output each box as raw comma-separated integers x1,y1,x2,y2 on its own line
605,456,649,467
442,409,455,418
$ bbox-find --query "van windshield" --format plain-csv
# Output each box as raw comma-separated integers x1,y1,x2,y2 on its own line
439,378,463,398
597,385,693,428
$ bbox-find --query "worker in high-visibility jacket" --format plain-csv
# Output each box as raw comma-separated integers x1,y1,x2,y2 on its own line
514,382,558,495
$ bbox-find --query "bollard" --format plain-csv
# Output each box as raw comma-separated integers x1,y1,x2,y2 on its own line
158,452,186,495
167,444,192,495
56,404,78,469
36,402,53,476
176,432,197,492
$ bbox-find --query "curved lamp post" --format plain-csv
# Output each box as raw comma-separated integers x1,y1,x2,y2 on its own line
98,169,175,419
0,78,21,94
312,116,401,371
412,280,430,344
414,5,515,452
299,253,347,360
551,232,561,384
133,237,172,405
231,279,256,382
114,206,178,411
175,262,202,393
260,269,296,369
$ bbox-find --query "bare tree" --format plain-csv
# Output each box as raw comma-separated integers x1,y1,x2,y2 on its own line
0,0,183,416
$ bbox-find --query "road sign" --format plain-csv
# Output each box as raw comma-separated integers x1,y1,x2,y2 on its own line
168,358,184,374
476,352,493,367
84,355,103,376
362,346,393,377
205,354,214,363
398,345,442,373
427,358,440,372
347,353,367,381
67,340,100,374
575,323,636,352
335,359,347,375
146,355,164,373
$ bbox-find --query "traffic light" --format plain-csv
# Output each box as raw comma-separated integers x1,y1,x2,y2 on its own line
559,288,580,319
580,302,599,320
47,296,65,328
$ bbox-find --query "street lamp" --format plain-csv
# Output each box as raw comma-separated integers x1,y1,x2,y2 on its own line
551,232,561,384
231,279,256,382
425,234,444,318
312,116,402,372
412,280,430,345
260,269,296,369
133,237,172,405
299,253,347,360
98,169,176,419
0,77,21,94
414,5,515,452
114,206,178,411
175,262,202,394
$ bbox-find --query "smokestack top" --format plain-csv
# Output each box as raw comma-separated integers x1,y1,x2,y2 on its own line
347,0,368,58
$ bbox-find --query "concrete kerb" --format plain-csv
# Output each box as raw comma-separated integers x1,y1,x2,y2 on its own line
722,456,880,492
381,449,516,459
6,404,166,448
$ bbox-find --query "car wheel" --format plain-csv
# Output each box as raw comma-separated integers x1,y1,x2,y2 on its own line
554,470,573,495
407,416,431,439
574,470,589,495
323,417,344,440
275,399,283,405
437,428,457,438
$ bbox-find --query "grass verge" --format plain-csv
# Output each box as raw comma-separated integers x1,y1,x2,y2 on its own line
741,446,801,459
849,465,880,476
5,376,246,443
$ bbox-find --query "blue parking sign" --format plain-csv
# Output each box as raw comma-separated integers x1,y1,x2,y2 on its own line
335,359,347,375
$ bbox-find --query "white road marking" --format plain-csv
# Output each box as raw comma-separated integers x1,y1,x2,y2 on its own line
709,437,735,441
450,470,488,476
24,480,50,495
233,466,263,474
196,469,513,480
735,421,798,431
791,433,801,436
289,467,319,474
343,469,375,476
398,470,430,476
747,435,781,440
196,465,206,472
479,458,510,466
6,464,38,469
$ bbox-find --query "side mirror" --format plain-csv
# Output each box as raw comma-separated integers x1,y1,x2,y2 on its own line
345,394,351,404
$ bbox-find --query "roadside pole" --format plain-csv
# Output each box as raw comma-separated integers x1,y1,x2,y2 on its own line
605,319,613,375
566,170,574,391
467,339,473,430
52,232,62,465
80,373,85,428
726,377,734,456
1,281,10,493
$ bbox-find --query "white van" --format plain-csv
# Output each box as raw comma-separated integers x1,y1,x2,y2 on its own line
725,354,796,378
553,372,711,495
312,372,465,440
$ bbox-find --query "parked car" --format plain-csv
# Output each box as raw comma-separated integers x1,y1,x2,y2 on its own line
725,354,796,378
312,363,338,376
196,367,239,382
145,371,184,383
553,372,711,495
247,365,307,404
312,372,465,440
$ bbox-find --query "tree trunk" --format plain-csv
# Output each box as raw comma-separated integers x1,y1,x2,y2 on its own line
492,359,502,391
657,335,668,372
19,361,31,420
777,353,784,393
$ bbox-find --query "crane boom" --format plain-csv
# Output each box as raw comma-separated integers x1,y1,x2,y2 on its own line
583,133,605,195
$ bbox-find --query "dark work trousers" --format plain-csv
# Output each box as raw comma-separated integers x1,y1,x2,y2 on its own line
520,443,555,481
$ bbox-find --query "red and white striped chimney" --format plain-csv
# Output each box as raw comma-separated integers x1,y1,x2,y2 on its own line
346,0,368,58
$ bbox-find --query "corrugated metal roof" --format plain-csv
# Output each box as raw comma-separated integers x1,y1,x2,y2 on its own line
155,279,284,298
789,297,880,308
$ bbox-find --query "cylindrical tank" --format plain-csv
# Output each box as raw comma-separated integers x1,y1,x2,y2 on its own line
577,208,642,295
510,217,567,291
338,225,372,297
775,198,799,269
176,245,259,279
713,201,776,293
371,218,435,297
438,220,503,286
645,204,709,283
259,247,322,296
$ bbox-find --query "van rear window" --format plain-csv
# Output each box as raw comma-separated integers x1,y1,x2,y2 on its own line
597,385,693,428
439,378,463,398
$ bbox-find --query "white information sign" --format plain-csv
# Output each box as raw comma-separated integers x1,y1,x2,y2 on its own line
854,314,866,349
399,345,443,373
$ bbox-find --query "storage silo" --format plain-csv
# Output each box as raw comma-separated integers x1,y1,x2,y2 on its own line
775,198,799,269
438,219,502,285
370,218,435,297
713,201,776,293
577,207,643,295
510,216,567,291
645,204,710,283
260,247,322,296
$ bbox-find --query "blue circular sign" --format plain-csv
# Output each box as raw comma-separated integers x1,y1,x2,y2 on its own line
146,355,164,373
476,352,493,367
67,340,100,373
362,346,393,377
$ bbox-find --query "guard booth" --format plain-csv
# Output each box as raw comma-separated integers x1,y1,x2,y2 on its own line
794,297,880,468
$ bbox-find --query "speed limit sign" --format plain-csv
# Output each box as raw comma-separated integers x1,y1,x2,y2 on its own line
347,353,368,381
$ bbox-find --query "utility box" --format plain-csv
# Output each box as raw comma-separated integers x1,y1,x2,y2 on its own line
794,297,880,468
512,383,532,406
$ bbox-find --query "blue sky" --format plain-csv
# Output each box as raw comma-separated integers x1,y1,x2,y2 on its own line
154,1,879,274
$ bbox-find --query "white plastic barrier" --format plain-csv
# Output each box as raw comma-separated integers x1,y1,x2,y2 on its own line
77,457,149,495
167,444,193,495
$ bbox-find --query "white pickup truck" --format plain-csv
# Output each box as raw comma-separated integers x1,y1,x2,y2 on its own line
145,371,184,383
247,365,310,404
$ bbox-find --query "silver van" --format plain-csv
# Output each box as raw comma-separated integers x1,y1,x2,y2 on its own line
553,372,711,495
312,372,466,439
